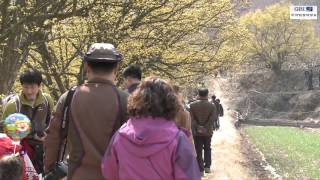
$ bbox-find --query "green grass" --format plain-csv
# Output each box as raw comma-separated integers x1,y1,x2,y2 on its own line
244,126,320,180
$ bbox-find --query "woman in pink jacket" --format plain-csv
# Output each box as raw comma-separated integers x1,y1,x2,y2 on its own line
101,77,200,180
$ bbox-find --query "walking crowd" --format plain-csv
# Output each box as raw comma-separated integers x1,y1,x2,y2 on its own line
0,43,224,180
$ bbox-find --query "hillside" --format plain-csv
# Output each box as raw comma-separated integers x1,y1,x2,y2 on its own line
207,70,320,121
243,0,320,31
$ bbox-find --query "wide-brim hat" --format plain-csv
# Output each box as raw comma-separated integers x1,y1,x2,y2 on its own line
83,43,123,62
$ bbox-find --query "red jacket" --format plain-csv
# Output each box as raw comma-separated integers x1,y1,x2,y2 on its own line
0,133,39,180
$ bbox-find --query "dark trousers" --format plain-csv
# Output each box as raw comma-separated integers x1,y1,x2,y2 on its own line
213,118,220,130
194,136,212,172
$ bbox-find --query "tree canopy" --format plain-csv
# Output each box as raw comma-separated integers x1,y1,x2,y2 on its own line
0,0,96,95
237,3,320,73
0,0,242,100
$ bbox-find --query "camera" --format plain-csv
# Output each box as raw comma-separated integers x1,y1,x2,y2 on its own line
44,161,68,180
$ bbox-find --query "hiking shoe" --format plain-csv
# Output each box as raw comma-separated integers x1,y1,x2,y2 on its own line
204,167,211,173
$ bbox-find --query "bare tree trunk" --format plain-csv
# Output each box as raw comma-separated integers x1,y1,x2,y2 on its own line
0,0,29,94
0,0,94,96
35,36,66,99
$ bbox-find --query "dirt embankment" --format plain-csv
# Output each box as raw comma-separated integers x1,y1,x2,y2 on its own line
208,71,320,121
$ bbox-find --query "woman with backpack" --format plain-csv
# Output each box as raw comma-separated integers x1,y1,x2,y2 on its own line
101,77,200,180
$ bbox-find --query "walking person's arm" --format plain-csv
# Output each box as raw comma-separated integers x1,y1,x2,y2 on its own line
220,104,224,117
211,104,219,130
101,134,120,180
189,107,198,134
43,92,67,172
173,132,201,180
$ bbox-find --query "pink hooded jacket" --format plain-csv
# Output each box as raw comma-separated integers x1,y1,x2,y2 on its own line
101,117,200,180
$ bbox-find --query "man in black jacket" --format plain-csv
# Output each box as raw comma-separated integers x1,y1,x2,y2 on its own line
216,99,224,117
190,88,218,176
122,64,142,94
211,95,220,130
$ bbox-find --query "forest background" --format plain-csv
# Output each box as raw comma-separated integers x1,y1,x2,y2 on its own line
0,0,319,113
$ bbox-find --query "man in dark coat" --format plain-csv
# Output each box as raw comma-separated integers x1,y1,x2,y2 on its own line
215,99,224,129
44,43,128,180
211,95,220,130
122,64,142,94
190,88,218,176
216,99,224,117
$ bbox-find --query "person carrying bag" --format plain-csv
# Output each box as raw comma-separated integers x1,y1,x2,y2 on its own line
44,86,76,180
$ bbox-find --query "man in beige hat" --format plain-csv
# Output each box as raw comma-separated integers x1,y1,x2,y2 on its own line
44,43,128,180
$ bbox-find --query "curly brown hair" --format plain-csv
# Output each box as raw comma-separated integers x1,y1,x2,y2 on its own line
127,77,179,120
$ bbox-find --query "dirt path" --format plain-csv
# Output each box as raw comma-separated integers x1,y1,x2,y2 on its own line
201,77,257,179
201,110,255,180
